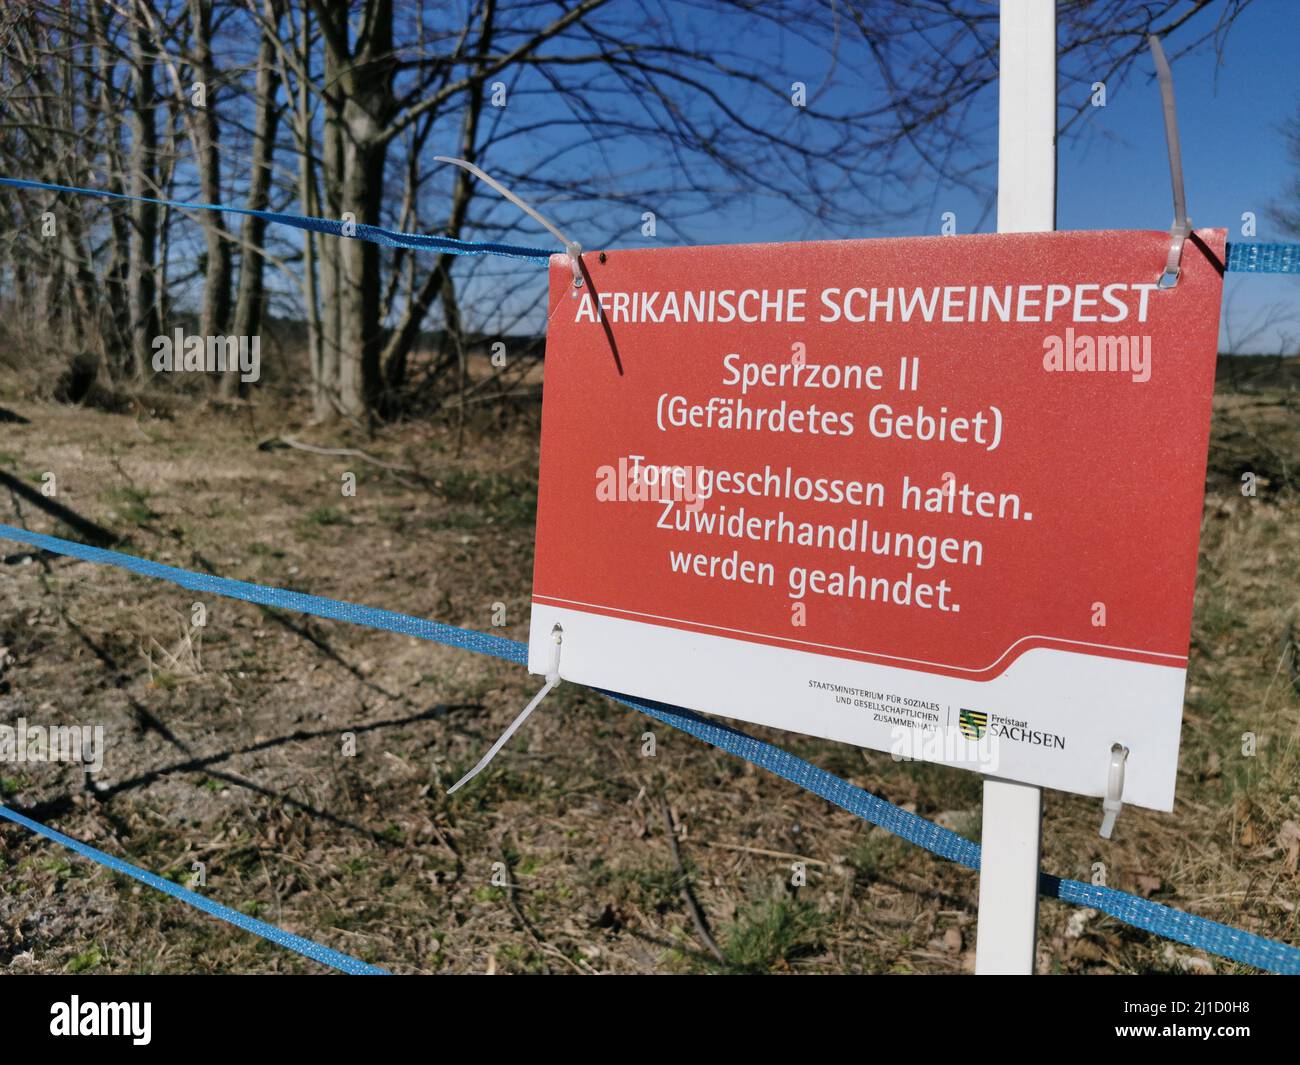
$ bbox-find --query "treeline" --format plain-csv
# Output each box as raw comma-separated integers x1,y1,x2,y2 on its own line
0,0,1244,423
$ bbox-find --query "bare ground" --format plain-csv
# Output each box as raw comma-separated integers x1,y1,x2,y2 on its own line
0,372,1297,975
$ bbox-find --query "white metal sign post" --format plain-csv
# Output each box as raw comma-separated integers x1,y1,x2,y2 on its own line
974,0,1055,975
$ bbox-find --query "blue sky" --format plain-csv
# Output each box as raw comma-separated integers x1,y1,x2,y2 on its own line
774,2,1294,352
1060,0,1298,352
508,0,1299,353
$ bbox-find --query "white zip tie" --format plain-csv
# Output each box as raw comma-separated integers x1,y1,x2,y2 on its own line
434,156,584,289
1099,743,1129,839
446,625,562,794
1148,35,1190,288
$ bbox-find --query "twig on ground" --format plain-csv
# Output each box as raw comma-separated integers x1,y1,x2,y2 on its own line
658,791,726,964
258,435,425,485
696,839,829,866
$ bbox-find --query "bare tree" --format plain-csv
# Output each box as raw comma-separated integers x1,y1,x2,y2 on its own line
188,0,233,361
126,5,161,379
226,0,283,398
0,0,1259,420
1272,105,1300,240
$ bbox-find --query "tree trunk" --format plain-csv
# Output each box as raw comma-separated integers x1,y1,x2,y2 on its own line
189,0,232,388
127,16,160,380
316,37,343,419
227,0,283,398
335,99,388,419
312,0,395,423
91,1,130,372
292,3,328,420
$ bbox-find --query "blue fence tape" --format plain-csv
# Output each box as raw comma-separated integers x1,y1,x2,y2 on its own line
1049,877,1300,976
2,523,1297,974
0,176,554,265
5,175,1299,273
598,687,983,868
0,524,526,667
606,689,1300,974
1224,241,1299,274
0,803,388,975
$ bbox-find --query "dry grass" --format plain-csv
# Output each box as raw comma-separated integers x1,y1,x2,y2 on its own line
0,369,1296,975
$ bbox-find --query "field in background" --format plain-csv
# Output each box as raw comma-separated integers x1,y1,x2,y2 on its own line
0,357,1296,974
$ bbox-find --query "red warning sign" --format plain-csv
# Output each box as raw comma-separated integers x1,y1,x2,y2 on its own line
529,229,1226,810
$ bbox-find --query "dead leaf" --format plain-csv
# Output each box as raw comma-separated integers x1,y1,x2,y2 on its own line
1278,820,1300,872
1135,874,1162,897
